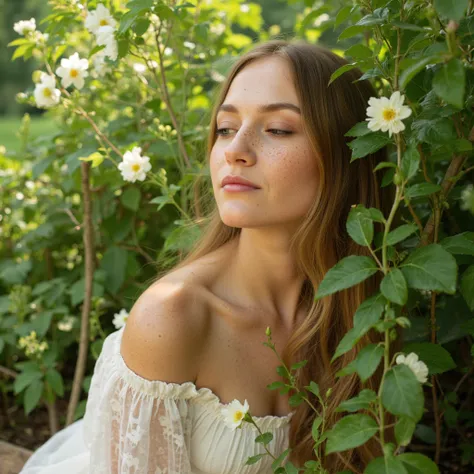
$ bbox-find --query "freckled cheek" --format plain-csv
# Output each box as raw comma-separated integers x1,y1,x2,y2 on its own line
267,146,317,198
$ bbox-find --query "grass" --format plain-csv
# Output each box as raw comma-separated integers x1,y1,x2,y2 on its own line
0,115,58,153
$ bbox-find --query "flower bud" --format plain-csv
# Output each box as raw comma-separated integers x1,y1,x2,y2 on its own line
396,317,411,328
32,70,44,83
265,326,271,337
393,172,403,186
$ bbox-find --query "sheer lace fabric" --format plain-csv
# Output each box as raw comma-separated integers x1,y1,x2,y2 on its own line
21,327,293,474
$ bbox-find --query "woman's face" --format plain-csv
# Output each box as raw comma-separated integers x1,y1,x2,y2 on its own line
210,56,319,231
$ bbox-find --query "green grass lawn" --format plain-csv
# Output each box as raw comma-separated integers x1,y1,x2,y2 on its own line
0,115,58,152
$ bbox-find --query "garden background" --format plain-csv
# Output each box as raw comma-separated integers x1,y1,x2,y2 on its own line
0,0,473,473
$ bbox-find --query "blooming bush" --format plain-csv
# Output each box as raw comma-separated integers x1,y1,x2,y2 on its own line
1,0,473,473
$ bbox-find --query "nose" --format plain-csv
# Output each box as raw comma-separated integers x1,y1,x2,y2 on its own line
224,129,257,166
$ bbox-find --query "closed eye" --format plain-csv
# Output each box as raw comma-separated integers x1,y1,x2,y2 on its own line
215,128,293,137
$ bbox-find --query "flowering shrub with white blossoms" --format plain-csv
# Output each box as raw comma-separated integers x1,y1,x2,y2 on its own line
396,352,429,384
13,18,36,36
112,308,129,329
118,147,152,183
3,0,473,471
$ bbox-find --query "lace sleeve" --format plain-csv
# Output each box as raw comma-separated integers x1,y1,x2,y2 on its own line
83,329,197,474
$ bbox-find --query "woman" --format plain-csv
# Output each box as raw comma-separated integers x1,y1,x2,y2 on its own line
21,39,393,473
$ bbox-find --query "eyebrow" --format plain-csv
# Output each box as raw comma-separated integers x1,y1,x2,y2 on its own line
217,102,301,115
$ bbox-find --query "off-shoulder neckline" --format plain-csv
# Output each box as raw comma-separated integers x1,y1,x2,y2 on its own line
112,327,294,428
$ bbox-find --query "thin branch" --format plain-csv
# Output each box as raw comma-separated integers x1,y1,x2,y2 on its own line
66,161,95,426
0,366,18,378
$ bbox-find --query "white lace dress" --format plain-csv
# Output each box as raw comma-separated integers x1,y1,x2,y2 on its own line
20,326,293,474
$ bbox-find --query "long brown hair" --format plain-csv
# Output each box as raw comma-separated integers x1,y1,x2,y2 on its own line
157,39,395,472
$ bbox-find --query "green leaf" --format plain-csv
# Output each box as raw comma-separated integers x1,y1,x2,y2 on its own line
386,224,419,246
284,461,299,474
335,5,352,28
402,342,456,374
312,416,323,441
315,256,379,300
45,369,64,397
348,133,392,161
347,205,374,247
461,265,474,310
434,0,469,22
290,360,308,370
305,381,320,397
328,63,357,86
289,392,304,407
345,121,372,137
345,44,373,60
374,161,397,172
400,244,457,294
433,58,466,108
440,232,474,256
382,365,424,421
24,380,44,415
399,55,443,89
133,18,150,36
325,414,378,454
411,117,457,145
338,25,366,41
398,453,440,474
271,448,290,470
332,293,385,361
14,370,43,394
100,246,128,293
31,311,54,337
267,381,285,390
405,183,442,199
380,268,408,305
336,389,377,413
401,145,420,181
121,187,141,211
245,453,265,465
337,344,384,382
395,416,416,446
255,432,273,445
365,456,408,474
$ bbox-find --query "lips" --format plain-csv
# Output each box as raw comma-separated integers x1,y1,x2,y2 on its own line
221,175,260,188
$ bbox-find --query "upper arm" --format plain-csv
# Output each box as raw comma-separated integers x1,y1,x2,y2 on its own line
120,281,207,383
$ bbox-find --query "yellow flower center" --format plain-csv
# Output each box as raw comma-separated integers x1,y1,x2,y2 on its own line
132,164,141,172
43,88,52,98
70,68,78,77
383,108,396,121
233,411,244,423
100,19,109,26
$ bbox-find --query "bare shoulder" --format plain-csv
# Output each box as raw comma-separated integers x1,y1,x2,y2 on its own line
121,279,208,383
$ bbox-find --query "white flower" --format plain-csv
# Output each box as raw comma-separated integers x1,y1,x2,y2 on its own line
57,316,75,332
133,63,147,74
118,147,152,182
366,90,412,137
92,50,108,77
396,352,429,384
13,18,36,36
85,3,116,35
240,4,250,13
96,25,118,61
210,23,226,35
113,308,129,329
34,73,61,108
55,52,89,90
221,399,249,431
33,31,49,44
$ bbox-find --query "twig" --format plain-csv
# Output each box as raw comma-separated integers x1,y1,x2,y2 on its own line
66,161,95,426
0,366,18,378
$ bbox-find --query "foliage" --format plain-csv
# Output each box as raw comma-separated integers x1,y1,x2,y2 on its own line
1,0,474,473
